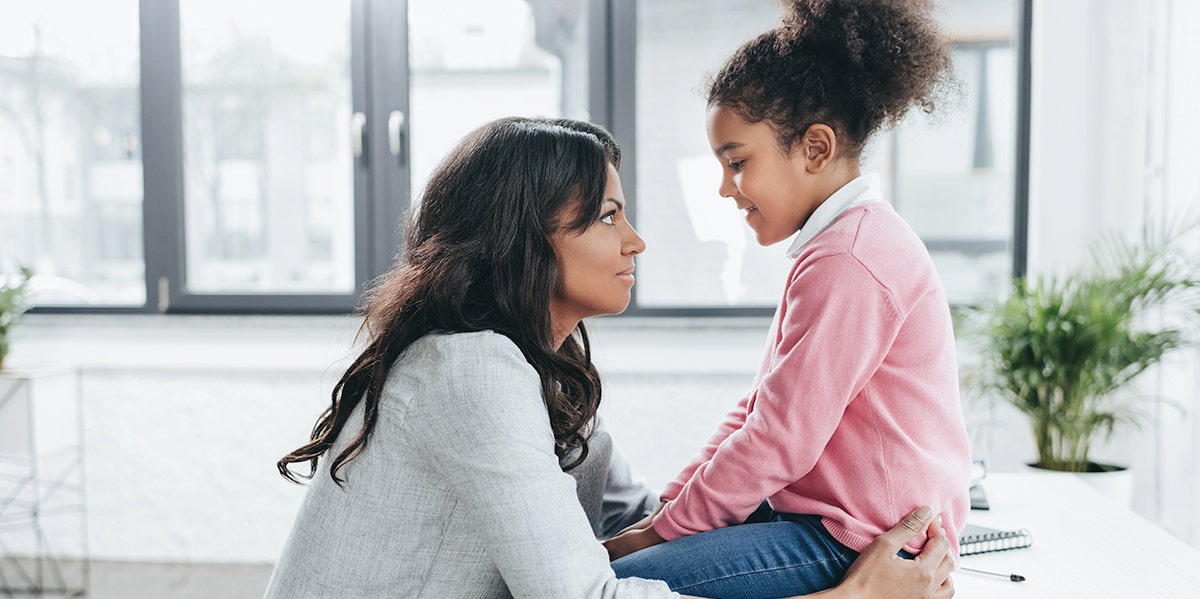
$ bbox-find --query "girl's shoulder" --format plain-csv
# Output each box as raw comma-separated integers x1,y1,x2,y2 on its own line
850,203,929,258
808,202,923,257
795,204,939,300
801,202,910,258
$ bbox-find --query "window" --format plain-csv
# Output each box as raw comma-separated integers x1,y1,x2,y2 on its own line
630,0,784,311
0,1,143,306
5,0,1028,314
889,1,1022,304
179,0,355,295
409,0,591,202
627,0,1028,312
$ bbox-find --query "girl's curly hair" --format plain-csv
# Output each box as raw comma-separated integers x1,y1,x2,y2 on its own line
708,0,954,157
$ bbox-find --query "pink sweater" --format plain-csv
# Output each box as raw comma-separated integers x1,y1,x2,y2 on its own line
652,202,970,556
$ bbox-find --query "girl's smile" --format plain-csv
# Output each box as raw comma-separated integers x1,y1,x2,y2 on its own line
706,104,858,247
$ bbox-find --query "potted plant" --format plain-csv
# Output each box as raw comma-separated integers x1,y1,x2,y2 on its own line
961,222,1200,482
0,265,34,370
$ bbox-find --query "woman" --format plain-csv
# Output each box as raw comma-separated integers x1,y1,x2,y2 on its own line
265,117,953,598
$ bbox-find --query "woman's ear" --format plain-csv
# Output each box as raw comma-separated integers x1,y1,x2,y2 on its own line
800,124,837,173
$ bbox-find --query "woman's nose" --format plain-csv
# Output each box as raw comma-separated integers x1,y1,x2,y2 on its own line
623,222,646,255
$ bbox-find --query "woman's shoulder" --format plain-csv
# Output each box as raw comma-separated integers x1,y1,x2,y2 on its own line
412,329,520,353
387,330,544,436
399,330,537,387
406,330,523,364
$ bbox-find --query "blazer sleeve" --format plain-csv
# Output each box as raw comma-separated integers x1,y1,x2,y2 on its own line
653,253,903,540
406,334,677,599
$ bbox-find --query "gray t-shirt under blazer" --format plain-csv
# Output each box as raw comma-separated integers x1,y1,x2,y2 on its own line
264,331,675,598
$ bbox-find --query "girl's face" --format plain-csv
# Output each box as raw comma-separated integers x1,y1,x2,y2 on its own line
705,104,827,246
549,163,645,333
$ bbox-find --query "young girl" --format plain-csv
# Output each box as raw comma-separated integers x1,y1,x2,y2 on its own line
606,0,971,596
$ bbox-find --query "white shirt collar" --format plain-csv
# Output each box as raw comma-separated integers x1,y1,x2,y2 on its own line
784,173,884,259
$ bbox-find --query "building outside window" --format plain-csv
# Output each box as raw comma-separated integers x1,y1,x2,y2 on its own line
0,1,143,306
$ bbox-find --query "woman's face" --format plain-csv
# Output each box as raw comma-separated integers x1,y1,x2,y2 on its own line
549,163,645,333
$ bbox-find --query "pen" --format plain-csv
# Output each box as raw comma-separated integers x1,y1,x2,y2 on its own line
961,566,1026,582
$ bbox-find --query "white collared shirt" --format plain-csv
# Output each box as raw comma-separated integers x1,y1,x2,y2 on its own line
784,173,884,259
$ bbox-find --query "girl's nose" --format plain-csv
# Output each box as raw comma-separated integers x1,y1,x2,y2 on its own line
718,171,738,199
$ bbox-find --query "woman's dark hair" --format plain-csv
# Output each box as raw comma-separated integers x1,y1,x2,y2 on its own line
708,0,953,157
278,117,621,485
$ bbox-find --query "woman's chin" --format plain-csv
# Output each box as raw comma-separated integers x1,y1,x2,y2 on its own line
601,297,633,318
604,304,632,317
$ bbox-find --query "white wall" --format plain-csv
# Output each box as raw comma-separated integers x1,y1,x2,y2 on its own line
5,316,359,563
1024,0,1200,542
5,315,778,564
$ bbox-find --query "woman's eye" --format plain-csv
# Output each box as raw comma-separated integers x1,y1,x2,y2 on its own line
600,211,616,225
728,160,744,172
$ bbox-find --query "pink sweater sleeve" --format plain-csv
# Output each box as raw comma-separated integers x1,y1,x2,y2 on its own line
653,252,903,540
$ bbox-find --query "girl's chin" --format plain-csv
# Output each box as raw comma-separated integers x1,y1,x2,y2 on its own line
748,222,798,247
753,230,785,247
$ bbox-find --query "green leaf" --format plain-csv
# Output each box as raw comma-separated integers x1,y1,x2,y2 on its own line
961,215,1200,470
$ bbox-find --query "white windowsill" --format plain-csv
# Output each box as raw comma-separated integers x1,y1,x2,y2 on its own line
8,313,772,376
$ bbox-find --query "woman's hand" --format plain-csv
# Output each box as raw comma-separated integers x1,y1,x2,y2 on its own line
816,506,954,599
608,502,952,598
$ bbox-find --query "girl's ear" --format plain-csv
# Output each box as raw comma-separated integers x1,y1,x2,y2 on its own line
800,124,837,173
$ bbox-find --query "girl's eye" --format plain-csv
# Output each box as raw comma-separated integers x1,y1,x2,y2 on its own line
600,211,617,225
728,160,744,172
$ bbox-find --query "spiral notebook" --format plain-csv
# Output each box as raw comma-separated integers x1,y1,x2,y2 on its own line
959,523,1033,556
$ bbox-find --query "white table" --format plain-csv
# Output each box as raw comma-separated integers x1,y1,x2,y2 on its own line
955,471,1200,598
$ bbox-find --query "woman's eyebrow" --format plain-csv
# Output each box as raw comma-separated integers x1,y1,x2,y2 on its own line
605,198,625,210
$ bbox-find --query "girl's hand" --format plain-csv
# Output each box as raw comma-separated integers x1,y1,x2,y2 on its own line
603,525,667,561
611,500,667,539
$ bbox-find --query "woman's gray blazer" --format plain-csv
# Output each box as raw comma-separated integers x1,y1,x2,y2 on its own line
264,331,675,598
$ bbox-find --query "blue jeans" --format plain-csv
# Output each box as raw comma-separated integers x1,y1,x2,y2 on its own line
611,506,859,599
